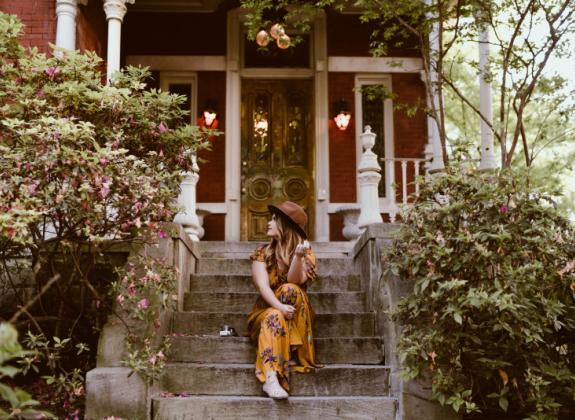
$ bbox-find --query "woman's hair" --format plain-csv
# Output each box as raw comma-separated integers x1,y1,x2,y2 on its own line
264,212,304,270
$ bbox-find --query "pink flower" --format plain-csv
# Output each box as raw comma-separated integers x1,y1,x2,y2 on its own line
158,230,167,238
127,282,136,295
100,158,109,166
36,90,46,98
137,298,149,310
44,66,61,78
500,205,509,214
116,295,125,306
158,122,168,133
149,354,157,365
28,181,39,195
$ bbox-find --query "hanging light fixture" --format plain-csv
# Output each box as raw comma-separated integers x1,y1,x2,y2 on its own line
333,99,351,131
200,100,218,129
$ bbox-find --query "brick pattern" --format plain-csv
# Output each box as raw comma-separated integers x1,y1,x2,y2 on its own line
391,73,427,199
197,71,226,203
328,72,357,203
76,0,106,56
1,0,56,54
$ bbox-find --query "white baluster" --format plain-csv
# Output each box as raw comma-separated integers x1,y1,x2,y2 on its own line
387,159,397,222
174,153,202,241
357,126,383,229
414,160,421,197
401,160,408,205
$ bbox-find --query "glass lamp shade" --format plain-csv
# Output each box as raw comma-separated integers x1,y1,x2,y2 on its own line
203,111,217,128
256,30,270,47
277,33,291,49
270,23,285,40
334,112,351,130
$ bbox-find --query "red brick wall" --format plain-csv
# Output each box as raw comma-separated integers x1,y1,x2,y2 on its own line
1,0,56,54
328,72,357,203
392,73,427,198
196,71,226,203
76,0,106,56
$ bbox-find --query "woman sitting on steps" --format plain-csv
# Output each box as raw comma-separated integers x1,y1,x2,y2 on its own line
247,201,322,399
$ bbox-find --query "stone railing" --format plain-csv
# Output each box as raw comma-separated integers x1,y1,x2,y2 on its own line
352,225,460,420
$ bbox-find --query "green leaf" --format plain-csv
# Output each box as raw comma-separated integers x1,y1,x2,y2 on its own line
499,396,509,412
453,313,463,325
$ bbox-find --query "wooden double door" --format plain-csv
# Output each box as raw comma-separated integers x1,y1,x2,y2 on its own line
241,79,315,241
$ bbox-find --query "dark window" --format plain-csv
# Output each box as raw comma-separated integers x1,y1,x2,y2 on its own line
361,86,386,197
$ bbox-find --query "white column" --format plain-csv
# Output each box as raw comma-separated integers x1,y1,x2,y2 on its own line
174,154,203,241
478,24,497,170
225,10,242,241
314,12,330,242
357,126,383,228
55,0,84,51
103,0,133,83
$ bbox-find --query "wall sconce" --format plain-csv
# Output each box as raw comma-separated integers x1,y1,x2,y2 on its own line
333,99,351,131
200,100,218,129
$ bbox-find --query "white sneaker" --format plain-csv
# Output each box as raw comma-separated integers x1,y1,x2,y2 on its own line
262,371,289,399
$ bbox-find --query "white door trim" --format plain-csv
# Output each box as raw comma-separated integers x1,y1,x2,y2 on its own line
354,74,395,211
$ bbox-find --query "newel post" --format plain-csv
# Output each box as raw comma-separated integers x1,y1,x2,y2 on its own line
174,153,203,241
357,126,383,228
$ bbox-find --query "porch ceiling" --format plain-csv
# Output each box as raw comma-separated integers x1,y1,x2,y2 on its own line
130,0,224,13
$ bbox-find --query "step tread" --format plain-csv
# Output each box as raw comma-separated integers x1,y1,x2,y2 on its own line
160,363,391,396
152,395,397,420
171,311,376,338
168,335,384,364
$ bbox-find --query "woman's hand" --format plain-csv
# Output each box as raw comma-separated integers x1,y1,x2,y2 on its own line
278,303,296,320
294,240,310,258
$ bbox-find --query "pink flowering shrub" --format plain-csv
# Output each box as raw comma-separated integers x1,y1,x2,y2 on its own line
387,166,575,418
109,255,177,382
0,12,218,416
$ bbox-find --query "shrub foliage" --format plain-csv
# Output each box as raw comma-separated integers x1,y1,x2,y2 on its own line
387,167,575,419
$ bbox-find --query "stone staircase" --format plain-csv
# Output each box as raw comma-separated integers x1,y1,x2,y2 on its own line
152,241,398,419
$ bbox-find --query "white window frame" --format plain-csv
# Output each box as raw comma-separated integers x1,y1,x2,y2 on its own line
354,74,395,211
160,72,198,124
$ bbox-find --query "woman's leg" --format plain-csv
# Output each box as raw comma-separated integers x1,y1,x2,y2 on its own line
252,308,291,396
275,283,320,372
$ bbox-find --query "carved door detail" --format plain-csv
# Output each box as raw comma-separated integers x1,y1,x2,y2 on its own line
241,79,314,241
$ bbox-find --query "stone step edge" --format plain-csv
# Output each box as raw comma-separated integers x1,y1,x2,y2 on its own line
152,395,397,402
173,310,375,316
163,363,391,369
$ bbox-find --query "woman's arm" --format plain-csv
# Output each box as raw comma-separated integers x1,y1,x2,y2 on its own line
287,243,311,285
252,261,295,318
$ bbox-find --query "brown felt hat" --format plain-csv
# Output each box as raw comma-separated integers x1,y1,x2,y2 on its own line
268,201,308,239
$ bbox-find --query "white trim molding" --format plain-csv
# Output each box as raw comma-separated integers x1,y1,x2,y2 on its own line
125,55,226,71
329,57,423,73
197,202,227,214
354,74,395,212
314,11,330,242
159,72,198,124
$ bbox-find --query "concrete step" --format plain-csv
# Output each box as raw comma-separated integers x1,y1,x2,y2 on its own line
197,257,357,276
183,292,365,313
172,312,376,338
190,274,361,293
159,363,390,397
152,395,397,420
198,241,355,259
169,336,384,364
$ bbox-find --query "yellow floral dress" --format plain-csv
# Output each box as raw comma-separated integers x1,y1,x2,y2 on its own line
247,245,321,391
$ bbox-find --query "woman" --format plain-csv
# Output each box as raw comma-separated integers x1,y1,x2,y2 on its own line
247,201,321,399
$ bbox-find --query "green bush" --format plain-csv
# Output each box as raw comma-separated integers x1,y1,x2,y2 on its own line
387,167,575,419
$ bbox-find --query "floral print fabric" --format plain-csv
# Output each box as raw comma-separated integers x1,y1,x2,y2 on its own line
247,246,321,391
